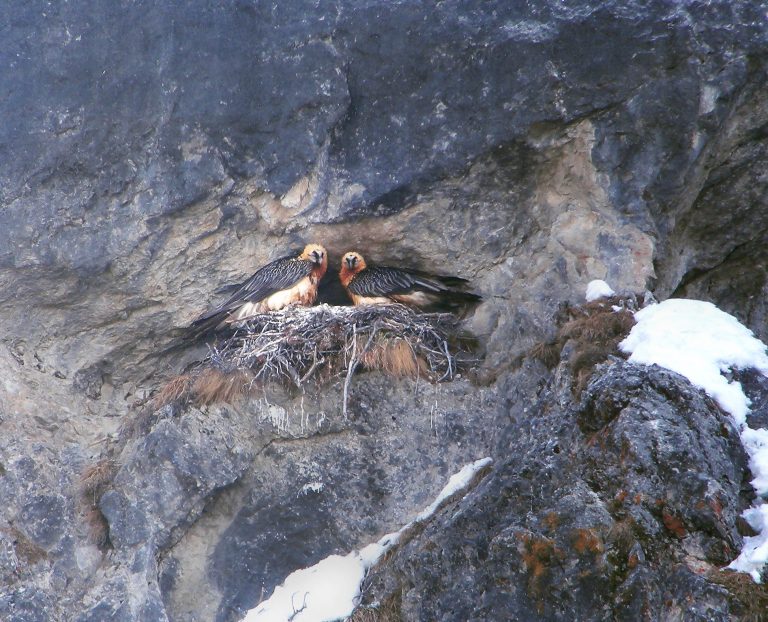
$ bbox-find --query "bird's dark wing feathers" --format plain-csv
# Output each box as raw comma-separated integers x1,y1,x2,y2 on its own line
348,266,445,297
194,257,312,323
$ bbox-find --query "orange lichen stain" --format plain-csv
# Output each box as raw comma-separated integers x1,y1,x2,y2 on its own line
662,511,687,538
517,532,564,614
521,538,557,580
543,512,560,531
572,528,604,555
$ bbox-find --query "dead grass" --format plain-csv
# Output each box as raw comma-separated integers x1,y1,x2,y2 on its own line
78,458,116,550
529,341,561,369
191,368,254,406
151,373,193,409
347,592,403,622
708,569,768,622
80,458,116,504
529,296,637,395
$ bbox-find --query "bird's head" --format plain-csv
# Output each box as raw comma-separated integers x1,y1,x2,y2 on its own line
301,243,328,267
341,251,366,274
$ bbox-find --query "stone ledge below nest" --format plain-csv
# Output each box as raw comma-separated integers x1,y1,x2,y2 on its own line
155,304,476,411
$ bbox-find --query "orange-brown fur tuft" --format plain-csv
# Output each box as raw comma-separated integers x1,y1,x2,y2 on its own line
191,368,253,405
359,337,429,378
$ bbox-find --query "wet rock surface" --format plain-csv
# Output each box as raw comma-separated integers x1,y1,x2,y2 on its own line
0,0,767,620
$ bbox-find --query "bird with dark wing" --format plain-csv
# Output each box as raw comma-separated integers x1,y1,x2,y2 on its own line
338,251,481,311
188,243,328,336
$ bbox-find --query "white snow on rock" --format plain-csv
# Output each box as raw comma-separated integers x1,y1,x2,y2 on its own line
741,428,768,496
735,505,768,581
242,457,492,622
620,299,768,424
619,298,768,581
585,279,615,302
298,482,324,496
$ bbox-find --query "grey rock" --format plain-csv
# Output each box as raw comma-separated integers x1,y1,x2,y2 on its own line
18,495,67,550
0,1,766,620
0,589,55,622
359,362,751,621
73,365,104,400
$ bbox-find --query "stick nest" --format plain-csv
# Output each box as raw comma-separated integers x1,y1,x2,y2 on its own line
156,304,474,411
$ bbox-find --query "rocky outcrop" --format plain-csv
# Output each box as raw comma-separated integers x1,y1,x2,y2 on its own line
1,1,767,620
76,376,500,621
357,362,757,621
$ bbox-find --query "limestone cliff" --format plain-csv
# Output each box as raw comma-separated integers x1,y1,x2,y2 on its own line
1,1,767,620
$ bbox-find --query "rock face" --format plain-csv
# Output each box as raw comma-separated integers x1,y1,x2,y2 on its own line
1,1,767,621
359,362,755,621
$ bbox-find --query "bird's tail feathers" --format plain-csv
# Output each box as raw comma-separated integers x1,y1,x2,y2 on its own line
435,275,470,288
432,289,482,311
185,310,229,340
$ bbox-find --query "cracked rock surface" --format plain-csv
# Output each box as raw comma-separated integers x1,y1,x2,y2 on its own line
1,1,768,620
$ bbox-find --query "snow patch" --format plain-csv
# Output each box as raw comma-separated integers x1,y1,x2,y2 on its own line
298,482,324,496
242,458,492,622
585,279,615,302
620,299,768,424
242,554,365,622
734,505,768,582
619,298,768,580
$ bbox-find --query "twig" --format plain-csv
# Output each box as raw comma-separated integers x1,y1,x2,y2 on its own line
343,322,380,418
343,325,358,419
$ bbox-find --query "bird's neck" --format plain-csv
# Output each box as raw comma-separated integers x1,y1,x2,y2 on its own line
310,262,328,283
339,265,359,287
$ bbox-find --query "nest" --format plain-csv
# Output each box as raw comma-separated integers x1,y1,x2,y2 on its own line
157,304,473,414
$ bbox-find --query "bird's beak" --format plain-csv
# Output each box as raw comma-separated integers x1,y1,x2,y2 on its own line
346,256,356,269
311,250,324,264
